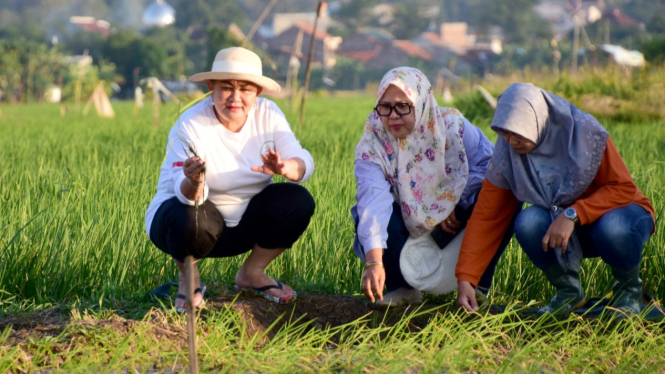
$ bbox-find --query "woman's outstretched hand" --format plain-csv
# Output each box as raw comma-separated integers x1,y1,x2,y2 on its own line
251,148,305,182
457,280,479,311
542,214,575,253
439,209,462,234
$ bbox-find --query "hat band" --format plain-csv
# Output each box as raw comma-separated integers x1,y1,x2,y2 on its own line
211,60,262,76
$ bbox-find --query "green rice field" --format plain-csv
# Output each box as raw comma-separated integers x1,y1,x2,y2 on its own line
0,96,664,372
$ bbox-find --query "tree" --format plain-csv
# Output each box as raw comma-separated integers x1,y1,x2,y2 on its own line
647,14,665,34
206,27,243,69
171,0,247,31
389,3,427,40
0,37,117,103
488,0,551,44
145,26,195,77
332,0,378,34
103,30,169,84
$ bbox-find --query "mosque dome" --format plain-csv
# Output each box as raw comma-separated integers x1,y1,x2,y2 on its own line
142,0,176,28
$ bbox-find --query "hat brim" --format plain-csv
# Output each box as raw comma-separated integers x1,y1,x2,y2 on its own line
399,228,465,295
188,72,281,95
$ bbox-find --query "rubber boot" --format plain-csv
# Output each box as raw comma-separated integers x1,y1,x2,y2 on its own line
609,265,643,315
537,265,585,317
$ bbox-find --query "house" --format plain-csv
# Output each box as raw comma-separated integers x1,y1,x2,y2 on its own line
337,29,431,70
264,22,342,70
69,16,111,37
270,11,334,38
603,8,644,29
411,23,503,75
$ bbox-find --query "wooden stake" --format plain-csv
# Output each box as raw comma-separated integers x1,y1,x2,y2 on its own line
185,255,199,374
571,0,581,74
299,1,323,127
153,89,161,128
242,0,279,48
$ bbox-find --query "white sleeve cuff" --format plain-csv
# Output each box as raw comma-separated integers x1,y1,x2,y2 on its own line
174,174,208,206
362,237,387,255
295,152,315,183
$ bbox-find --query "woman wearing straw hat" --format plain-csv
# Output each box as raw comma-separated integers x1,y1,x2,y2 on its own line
145,47,315,310
352,67,520,307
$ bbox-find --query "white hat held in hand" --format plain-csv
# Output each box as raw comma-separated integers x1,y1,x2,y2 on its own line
189,47,281,95
399,228,465,294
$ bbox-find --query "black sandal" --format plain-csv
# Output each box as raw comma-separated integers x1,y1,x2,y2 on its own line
175,283,206,313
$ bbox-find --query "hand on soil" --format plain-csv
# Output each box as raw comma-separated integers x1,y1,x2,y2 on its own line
362,265,385,303
457,280,479,312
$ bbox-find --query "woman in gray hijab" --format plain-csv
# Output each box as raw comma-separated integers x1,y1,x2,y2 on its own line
454,83,655,316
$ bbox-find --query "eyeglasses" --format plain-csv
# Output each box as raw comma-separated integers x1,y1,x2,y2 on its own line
374,103,413,117
496,129,529,143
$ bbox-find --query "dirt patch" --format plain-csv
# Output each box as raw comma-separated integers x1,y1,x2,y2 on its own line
207,291,451,341
0,291,452,347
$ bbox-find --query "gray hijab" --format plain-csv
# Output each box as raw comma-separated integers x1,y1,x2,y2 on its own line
486,83,609,271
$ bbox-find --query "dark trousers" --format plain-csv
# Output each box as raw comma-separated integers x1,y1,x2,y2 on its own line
514,203,654,270
150,183,316,263
356,198,521,293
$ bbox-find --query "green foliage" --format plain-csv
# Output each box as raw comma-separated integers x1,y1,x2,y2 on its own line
171,0,247,31
484,0,552,44
205,26,243,70
0,37,118,104
0,38,65,103
144,26,196,77
103,30,169,81
328,56,365,90
648,14,665,34
332,0,379,34
389,3,425,40
3,304,665,372
642,36,665,63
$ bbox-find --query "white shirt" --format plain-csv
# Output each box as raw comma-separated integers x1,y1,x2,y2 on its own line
145,96,314,234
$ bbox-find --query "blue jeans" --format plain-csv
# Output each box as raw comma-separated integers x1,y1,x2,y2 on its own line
356,201,520,293
514,204,654,270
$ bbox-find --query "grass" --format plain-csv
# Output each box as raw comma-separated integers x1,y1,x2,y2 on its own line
0,93,664,372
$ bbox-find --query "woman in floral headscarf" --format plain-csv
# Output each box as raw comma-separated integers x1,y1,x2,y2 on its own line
456,83,655,316
352,67,519,306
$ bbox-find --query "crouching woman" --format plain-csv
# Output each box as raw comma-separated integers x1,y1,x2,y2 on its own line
352,67,518,306
456,83,655,315
145,47,315,310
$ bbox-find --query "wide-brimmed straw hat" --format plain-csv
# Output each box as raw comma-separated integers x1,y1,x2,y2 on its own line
399,228,466,294
188,47,281,95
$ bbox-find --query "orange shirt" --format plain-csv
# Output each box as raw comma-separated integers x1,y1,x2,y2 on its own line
455,137,655,287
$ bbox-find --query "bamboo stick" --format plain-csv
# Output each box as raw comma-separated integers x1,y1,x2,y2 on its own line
185,255,199,374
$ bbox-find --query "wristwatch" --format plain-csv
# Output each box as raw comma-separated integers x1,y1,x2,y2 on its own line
564,207,579,224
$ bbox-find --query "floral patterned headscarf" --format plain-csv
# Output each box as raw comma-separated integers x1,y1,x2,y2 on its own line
355,67,469,237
